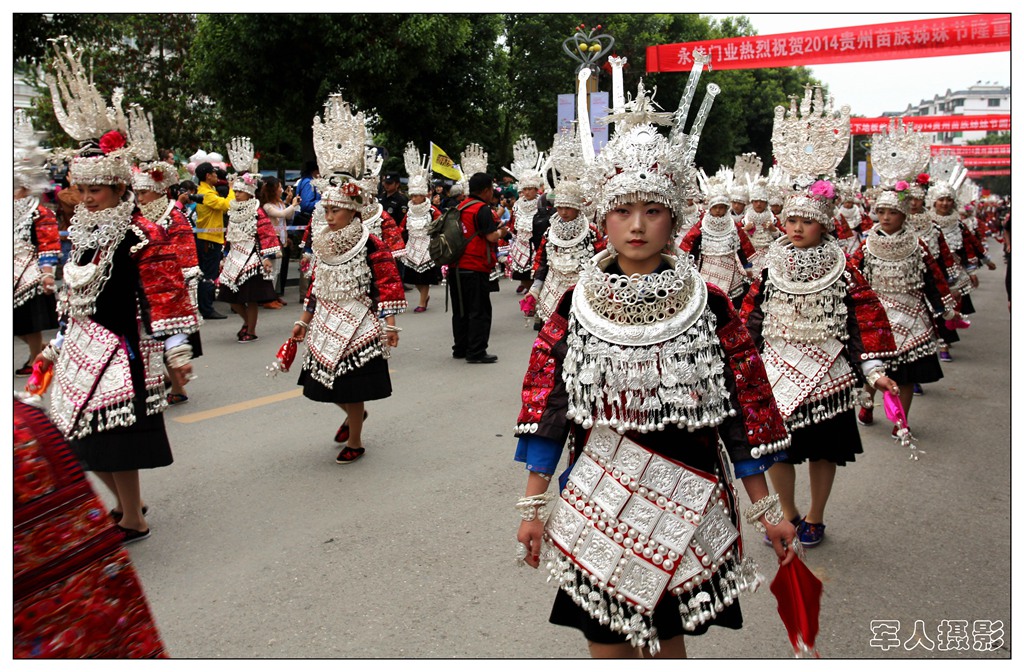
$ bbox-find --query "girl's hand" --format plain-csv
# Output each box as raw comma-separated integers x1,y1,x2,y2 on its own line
765,518,798,566
386,331,399,348
873,375,899,395
516,519,545,569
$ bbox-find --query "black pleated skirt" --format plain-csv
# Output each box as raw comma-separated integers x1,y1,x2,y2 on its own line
217,275,277,304
889,352,943,385
13,293,58,336
70,396,173,472
783,408,863,466
298,355,392,404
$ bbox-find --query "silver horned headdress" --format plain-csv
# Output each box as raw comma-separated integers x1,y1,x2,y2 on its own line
312,93,367,211
545,125,588,210
926,152,968,206
404,142,431,197
14,110,52,195
585,49,718,229
869,118,930,188
452,143,488,196
46,37,148,186
227,136,259,196
772,85,851,188
503,135,545,190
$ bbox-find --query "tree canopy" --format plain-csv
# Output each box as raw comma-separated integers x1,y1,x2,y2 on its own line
15,13,825,181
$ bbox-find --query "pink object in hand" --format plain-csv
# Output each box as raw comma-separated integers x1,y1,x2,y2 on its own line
882,391,907,428
519,294,537,317
945,317,971,330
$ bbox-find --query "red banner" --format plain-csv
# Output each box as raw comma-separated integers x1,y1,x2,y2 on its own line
962,157,1011,167
851,115,1010,135
647,14,1010,73
931,144,1011,156
967,170,1011,177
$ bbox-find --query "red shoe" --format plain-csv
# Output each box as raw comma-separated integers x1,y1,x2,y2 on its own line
335,446,365,464
334,410,369,443
857,406,873,426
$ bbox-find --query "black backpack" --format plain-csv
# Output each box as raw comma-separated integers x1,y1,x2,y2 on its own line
428,198,483,266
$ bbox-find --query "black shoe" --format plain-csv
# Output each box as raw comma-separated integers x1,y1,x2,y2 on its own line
466,353,498,364
204,311,228,319
117,525,151,544
452,352,466,359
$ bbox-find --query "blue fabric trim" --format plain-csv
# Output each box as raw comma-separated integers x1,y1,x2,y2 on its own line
38,254,60,266
733,451,789,479
514,435,563,476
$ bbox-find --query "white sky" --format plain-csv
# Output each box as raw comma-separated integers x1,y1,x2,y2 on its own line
711,13,1012,117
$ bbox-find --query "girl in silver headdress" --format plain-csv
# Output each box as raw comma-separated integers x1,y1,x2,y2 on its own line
513,65,794,658
740,180,899,548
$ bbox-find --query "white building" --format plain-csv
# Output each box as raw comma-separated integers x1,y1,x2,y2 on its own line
14,73,41,111
888,82,1010,145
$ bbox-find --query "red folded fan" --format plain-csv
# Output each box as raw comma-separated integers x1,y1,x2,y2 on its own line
770,556,822,658
266,337,298,377
24,361,53,397
519,294,537,317
945,317,971,330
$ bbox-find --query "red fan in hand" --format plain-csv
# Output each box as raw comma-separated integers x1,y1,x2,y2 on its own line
519,293,537,317
770,556,823,657
266,338,298,377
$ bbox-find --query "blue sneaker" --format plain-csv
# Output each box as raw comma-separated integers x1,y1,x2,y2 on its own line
797,519,826,547
913,383,923,396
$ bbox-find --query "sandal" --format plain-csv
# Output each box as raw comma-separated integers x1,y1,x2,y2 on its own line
117,525,151,544
238,333,258,343
334,410,369,443
167,393,189,406
335,446,366,464
237,325,248,340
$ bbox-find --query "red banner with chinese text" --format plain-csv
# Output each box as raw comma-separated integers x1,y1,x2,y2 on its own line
647,14,1010,73
931,144,1011,156
851,115,1010,136
962,157,1011,167
967,170,1011,177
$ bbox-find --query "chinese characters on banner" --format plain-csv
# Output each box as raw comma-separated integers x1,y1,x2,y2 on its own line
646,14,1010,73
869,619,1004,652
931,144,1011,156
849,115,1010,135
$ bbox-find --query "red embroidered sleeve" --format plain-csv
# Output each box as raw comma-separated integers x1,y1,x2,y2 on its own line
167,207,200,270
367,234,406,316
532,236,547,274
592,225,608,253
515,309,569,434
920,242,956,314
834,214,855,240
678,221,702,254
712,285,790,457
381,211,406,256
256,208,282,258
861,213,874,230
845,260,897,360
34,206,61,255
130,214,199,338
934,232,959,275
735,223,757,261
738,276,763,323
960,224,986,265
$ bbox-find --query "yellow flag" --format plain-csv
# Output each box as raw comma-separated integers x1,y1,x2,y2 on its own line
430,142,463,181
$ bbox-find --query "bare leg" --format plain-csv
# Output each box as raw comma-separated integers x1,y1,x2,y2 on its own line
804,460,837,525
230,302,246,328
342,401,366,447
416,285,429,309
93,471,120,510
768,462,800,522
588,642,642,659
899,385,915,424
19,332,45,362
245,303,259,336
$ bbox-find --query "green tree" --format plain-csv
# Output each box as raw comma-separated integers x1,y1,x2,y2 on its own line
14,14,215,160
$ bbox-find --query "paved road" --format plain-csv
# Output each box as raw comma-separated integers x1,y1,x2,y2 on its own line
13,256,1011,660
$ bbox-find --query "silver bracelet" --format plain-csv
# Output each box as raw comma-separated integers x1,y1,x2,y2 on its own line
384,325,402,333
164,343,193,370
42,342,60,363
865,366,887,388
744,493,779,524
515,493,553,522
294,320,309,328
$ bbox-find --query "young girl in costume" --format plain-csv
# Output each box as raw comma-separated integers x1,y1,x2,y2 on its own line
513,64,794,658
289,94,406,465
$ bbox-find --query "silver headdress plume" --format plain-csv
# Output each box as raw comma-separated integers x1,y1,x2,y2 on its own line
585,49,718,227
311,93,367,211
45,37,143,185
357,145,385,209
404,142,432,197
926,152,968,206
733,152,763,186
771,85,851,187
452,143,488,196
503,135,546,189
227,137,259,196
14,110,52,195
869,118,930,187
545,125,588,210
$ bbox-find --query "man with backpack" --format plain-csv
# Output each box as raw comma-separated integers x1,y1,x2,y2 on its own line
447,173,508,363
